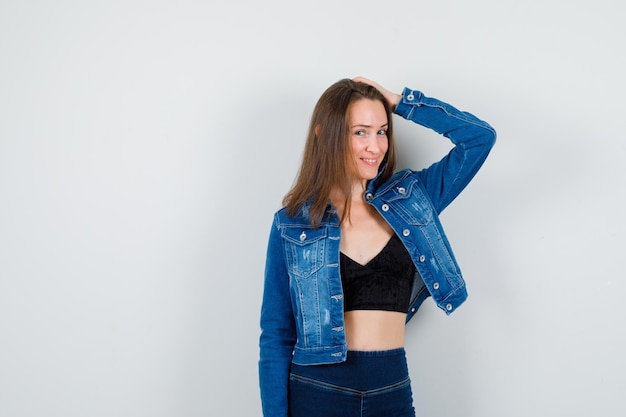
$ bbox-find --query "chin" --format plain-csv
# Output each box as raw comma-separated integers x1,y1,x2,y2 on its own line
362,170,380,180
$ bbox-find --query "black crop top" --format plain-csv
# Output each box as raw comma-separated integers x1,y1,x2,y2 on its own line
340,233,415,313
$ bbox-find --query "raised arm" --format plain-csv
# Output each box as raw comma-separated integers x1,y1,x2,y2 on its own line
394,87,496,212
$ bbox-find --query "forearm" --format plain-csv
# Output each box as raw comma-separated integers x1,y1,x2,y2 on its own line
394,87,496,145
259,342,293,417
259,219,297,417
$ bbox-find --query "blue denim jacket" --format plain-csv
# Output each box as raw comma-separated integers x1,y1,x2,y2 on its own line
259,87,496,417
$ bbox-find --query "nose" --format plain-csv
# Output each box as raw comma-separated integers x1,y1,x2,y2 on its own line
365,137,380,153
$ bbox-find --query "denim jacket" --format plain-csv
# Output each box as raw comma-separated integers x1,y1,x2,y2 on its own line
259,87,496,417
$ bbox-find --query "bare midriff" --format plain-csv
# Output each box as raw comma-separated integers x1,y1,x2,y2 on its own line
344,310,407,351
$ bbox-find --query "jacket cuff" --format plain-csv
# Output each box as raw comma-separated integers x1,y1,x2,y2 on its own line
394,87,423,117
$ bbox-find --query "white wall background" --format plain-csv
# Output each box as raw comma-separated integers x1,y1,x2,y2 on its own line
1,0,624,416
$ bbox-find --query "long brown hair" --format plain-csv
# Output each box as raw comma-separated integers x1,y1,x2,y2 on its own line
283,79,397,226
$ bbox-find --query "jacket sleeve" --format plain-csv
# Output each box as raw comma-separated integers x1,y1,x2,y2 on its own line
393,88,496,213
258,215,297,417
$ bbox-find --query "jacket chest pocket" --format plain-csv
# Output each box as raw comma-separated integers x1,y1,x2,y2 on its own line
282,227,326,278
383,180,433,225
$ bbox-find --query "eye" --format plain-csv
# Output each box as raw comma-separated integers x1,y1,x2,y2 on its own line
354,129,366,136
377,129,387,135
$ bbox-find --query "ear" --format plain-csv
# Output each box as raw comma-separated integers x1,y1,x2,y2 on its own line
314,124,321,137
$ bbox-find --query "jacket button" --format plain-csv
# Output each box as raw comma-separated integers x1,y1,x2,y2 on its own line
365,193,374,201
446,303,453,311
419,255,425,262
398,187,406,194
402,229,410,236
381,204,389,212
299,232,306,241
407,93,415,101
433,282,439,290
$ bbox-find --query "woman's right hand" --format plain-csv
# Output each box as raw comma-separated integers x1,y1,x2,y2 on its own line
352,76,402,110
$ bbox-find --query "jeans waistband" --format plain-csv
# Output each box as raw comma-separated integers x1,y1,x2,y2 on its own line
346,347,406,358
290,348,409,391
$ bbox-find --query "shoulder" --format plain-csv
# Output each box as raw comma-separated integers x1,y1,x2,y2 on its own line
374,169,421,194
273,204,314,228
373,169,435,208
274,203,340,229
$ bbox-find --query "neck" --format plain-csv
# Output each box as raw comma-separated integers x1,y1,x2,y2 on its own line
330,180,370,222
330,180,366,204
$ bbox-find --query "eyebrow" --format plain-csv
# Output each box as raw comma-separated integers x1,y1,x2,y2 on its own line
350,123,389,128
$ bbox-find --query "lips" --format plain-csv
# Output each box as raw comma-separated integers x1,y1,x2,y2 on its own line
360,158,380,166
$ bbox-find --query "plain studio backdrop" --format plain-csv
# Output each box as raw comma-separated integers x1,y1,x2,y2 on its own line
1,1,624,416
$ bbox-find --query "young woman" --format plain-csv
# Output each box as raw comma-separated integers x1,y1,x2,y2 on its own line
259,77,496,417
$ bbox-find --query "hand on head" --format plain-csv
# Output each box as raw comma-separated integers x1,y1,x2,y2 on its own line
352,76,402,110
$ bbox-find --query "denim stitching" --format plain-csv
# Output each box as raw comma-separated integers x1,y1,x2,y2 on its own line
289,373,410,397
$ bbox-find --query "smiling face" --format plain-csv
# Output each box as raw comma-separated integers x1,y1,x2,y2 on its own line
347,98,389,187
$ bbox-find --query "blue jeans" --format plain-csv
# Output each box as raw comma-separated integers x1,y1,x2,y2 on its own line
288,348,416,417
